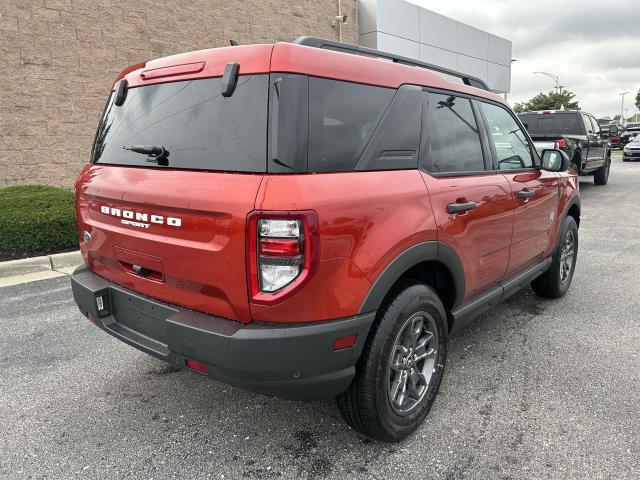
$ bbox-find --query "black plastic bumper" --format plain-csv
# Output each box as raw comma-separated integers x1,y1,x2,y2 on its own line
70,266,375,400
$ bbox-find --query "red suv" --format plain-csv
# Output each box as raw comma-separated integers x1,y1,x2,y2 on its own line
71,37,580,442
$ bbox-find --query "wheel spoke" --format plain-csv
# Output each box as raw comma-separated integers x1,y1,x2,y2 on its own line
391,373,408,407
407,369,423,398
410,316,423,348
390,344,408,371
414,346,435,362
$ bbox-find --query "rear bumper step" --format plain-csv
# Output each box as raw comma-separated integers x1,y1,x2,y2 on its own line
70,266,375,400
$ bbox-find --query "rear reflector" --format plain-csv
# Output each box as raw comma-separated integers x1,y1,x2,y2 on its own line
185,359,208,374
333,334,358,351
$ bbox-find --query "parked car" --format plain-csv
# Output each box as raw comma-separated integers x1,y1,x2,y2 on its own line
622,135,640,161
600,123,623,148
71,37,580,442
517,110,611,184
620,122,640,146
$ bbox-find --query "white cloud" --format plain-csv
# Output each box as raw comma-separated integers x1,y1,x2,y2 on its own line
408,0,640,117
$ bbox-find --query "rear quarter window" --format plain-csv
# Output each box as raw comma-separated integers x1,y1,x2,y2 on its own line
92,75,269,172
307,78,394,172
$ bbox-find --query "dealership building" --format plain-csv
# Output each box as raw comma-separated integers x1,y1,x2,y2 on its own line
0,0,511,188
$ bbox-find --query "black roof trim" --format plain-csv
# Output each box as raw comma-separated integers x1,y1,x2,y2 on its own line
293,36,490,91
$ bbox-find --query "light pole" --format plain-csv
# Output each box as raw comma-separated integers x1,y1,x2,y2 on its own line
533,71,564,93
620,91,630,125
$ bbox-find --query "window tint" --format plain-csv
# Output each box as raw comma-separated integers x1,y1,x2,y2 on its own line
92,75,268,172
423,93,485,173
480,102,534,170
308,78,394,172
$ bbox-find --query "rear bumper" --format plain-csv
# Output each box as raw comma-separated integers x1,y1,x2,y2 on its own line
71,266,375,400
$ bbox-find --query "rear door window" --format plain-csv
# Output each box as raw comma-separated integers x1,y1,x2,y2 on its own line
92,74,269,172
307,78,394,172
422,93,485,173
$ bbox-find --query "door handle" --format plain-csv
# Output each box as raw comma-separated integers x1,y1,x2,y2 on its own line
447,201,477,214
517,190,535,199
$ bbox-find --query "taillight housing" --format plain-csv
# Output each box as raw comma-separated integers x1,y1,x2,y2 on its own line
247,211,319,305
554,138,566,149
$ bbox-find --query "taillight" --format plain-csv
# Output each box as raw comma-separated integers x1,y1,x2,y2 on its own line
554,139,566,149
258,219,304,292
247,211,319,305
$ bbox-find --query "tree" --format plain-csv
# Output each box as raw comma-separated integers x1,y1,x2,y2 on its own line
513,90,580,113
635,88,640,111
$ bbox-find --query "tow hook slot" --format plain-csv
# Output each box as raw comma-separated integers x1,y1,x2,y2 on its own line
132,264,152,278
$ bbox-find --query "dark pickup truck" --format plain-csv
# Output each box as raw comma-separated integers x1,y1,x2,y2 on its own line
518,110,611,185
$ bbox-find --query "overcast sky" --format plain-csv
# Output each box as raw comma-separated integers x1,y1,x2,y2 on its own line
410,0,640,118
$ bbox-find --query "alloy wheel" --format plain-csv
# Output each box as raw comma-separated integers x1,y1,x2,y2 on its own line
387,311,438,415
559,230,576,283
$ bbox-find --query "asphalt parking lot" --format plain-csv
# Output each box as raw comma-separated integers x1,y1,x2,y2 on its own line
1,154,638,480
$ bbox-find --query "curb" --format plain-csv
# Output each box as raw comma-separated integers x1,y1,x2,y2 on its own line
0,250,83,287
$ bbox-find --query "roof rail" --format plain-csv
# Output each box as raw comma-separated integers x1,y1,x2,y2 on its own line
293,36,490,91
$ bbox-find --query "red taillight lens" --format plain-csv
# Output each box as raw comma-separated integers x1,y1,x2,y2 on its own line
185,359,208,374
554,139,566,149
259,238,301,257
333,334,358,351
246,211,319,305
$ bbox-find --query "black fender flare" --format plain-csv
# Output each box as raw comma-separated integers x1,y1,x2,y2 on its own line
562,195,581,226
358,241,465,314
570,148,582,168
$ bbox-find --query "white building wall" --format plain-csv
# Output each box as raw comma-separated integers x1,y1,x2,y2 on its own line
359,0,512,93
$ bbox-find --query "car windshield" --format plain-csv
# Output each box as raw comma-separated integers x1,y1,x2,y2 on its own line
625,123,640,131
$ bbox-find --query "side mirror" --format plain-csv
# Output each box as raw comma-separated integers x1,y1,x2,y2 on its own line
541,149,570,172
609,125,619,136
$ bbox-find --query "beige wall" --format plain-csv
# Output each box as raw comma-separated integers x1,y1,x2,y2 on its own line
0,0,358,188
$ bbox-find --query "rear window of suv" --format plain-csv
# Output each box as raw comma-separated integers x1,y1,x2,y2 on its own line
92,74,269,172
518,113,582,135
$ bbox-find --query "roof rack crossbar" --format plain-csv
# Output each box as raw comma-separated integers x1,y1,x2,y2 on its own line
293,36,490,91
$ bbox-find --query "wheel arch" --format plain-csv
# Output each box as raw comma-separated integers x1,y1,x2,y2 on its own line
358,241,465,328
571,149,583,170
564,196,581,228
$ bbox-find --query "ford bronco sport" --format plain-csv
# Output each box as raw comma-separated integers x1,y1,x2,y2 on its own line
71,37,580,442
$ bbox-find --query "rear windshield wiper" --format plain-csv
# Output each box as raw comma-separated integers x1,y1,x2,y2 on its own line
123,145,170,165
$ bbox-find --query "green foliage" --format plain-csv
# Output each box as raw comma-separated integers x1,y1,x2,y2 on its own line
513,90,580,113
635,89,640,111
0,185,77,259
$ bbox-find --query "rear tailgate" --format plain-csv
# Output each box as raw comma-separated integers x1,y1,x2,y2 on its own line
77,167,262,323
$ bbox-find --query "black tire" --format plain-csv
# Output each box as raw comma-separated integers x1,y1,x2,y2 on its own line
336,281,447,442
593,157,610,185
531,216,578,299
